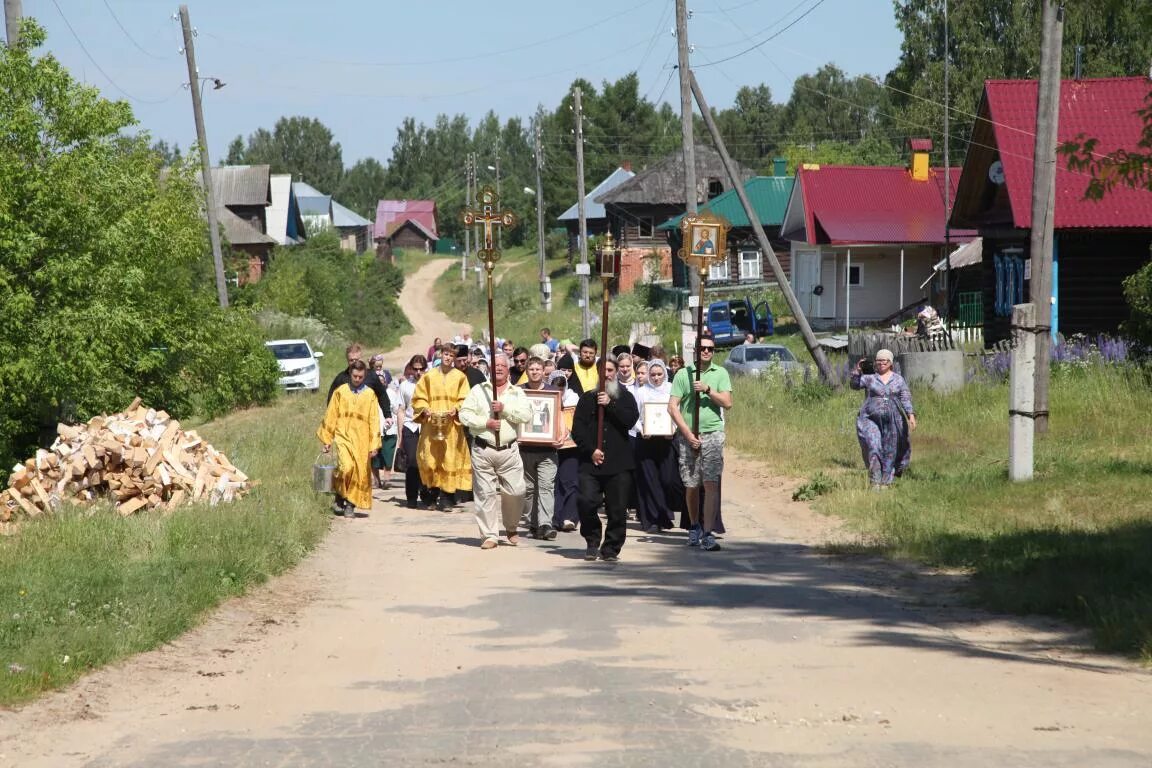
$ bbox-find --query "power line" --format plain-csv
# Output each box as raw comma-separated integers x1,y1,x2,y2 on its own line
48,0,176,104
100,0,168,60
695,0,829,68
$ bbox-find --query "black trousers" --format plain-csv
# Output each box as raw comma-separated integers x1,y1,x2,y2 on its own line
577,469,632,557
401,429,429,504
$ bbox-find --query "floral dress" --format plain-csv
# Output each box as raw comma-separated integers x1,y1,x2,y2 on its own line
850,371,914,486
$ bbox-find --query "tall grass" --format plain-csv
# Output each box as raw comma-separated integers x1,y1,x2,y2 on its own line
0,394,331,705
727,360,1152,658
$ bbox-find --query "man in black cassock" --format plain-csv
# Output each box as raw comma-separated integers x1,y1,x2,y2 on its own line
571,358,639,562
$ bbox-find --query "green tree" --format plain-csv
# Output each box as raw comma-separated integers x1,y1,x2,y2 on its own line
886,0,1152,163
713,84,784,173
0,21,279,477
337,157,388,219
226,116,344,193
780,64,889,145
152,139,183,166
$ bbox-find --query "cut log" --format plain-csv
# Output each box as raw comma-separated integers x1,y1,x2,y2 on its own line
117,496,147,516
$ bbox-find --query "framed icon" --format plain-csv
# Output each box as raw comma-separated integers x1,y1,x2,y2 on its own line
641,401,675,437
518,390,563,445
560,406,576,449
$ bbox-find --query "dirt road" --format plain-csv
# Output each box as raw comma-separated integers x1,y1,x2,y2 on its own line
378,258,471,371
2,264,1149,766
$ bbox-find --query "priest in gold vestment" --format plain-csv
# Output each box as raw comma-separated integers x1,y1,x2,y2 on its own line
412,343,473,508
317,360,381,516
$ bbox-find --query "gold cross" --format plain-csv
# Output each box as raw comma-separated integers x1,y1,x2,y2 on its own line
463,186,517,270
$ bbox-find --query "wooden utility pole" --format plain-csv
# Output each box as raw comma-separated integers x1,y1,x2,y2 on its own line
179,5,229,308
943,0,952,325
675,0,698,293
534,122,550,311
1028,0,1064,434
463,154,472,281
574,86,591,339
4,0,21,47
690,72,836,385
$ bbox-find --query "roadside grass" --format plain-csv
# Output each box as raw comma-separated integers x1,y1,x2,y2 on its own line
727,357,1152,659
0,393,330,706
433,249,680,348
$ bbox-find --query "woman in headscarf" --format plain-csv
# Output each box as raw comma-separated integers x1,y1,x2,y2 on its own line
851,348,917,489
633,359,683,532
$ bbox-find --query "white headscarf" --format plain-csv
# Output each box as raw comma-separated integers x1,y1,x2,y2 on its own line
636,359,672,406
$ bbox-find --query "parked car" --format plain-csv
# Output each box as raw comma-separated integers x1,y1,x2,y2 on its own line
265,339,323,392
722,343,804,377
707,298,773,346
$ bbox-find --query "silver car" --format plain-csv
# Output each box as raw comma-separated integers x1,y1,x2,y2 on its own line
722,343,805,377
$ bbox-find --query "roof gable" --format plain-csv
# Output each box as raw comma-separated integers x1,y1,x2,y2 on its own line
374,199,439,240
212,165,271,206
558,167,635,221
787,165,974,245
596,145,754,206
956,76,1152,229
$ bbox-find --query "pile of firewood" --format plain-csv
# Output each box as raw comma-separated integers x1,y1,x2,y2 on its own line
1,398,249,522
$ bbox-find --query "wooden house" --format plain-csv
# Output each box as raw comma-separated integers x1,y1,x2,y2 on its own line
374,200,440,260
657,159,794,288
293,181,372,252
950,76,1152,345
595,145,754,292
780,141,975,329
210,164,278,284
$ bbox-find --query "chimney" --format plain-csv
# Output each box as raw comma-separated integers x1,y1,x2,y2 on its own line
772,157,787,177
621,160,632,172
907,138,932,181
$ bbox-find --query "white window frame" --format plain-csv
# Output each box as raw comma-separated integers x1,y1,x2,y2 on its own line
709,258,730,281
637,217,654,238
739,249,761,280
845,264,862,287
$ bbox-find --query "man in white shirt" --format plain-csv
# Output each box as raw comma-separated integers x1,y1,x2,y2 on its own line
458,354,532,549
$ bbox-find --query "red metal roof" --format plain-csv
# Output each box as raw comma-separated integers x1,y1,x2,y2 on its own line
374,199,440,240
794,165,975,245
985,76,1152,229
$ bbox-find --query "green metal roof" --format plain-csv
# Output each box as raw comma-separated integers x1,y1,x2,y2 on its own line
657,175,794,231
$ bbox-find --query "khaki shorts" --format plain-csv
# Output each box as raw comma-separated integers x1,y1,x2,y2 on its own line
675,431,726,487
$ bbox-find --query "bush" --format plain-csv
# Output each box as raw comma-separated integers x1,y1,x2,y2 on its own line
1122,260,1152,359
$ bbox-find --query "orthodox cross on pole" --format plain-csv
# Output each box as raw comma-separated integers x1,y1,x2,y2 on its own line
679,213,730,443
461,184,518,447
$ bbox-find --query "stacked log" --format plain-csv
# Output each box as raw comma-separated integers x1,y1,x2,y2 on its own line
0,398,249,522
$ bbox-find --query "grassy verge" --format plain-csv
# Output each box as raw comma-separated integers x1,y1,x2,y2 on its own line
433,248,681,348
0,393,331,705
726,357,1152,659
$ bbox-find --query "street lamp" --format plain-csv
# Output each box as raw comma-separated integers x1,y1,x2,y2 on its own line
524,187,550,311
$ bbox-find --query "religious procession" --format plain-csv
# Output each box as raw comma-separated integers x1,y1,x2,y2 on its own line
317,191,736,562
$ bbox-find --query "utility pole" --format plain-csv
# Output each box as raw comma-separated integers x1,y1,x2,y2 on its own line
534,122,550,311
690,72,836,385
463,154,471,282
4,0,21,47
574,86,591,338
676,0,699,295
1028,0,1064,435
179,5,229,309
943,0,952,326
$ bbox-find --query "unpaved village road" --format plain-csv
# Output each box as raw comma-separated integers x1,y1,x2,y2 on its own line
1,261,1149,767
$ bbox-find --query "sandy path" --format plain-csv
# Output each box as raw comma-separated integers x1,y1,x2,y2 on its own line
378,258,471,371
2,266,1149,766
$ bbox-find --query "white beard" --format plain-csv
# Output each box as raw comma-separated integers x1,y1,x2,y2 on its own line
604,379,621,401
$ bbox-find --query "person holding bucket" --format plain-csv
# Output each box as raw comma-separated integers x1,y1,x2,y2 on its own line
317,360,381,518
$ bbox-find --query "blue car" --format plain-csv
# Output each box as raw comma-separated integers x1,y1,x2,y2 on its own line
706,298,774,346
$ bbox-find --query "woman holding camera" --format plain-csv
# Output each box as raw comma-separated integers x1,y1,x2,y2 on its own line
851,349,917,490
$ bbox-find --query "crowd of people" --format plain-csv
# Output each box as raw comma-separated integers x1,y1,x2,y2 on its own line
317,328,733,561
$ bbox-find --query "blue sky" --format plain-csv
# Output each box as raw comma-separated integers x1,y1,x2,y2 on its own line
26,0,904,173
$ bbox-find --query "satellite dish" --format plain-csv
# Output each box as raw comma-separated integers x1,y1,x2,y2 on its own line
988,160,1006,185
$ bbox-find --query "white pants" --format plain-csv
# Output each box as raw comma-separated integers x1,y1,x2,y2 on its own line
471,443,526,541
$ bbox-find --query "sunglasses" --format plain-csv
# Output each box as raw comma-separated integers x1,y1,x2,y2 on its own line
699,346,716,352
412,366,426,372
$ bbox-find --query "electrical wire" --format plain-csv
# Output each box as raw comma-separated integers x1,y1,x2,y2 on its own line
694,0,829,68
48,0,177,104
101,0,169,60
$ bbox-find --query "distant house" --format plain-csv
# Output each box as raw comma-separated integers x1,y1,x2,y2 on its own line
210,164,279,283
658,158,794,288
595,145,755,292
374,199,440,260
266,174,306,246
780,140,975,328
556,165,635,249
291,181,373,253
950,76,1152,345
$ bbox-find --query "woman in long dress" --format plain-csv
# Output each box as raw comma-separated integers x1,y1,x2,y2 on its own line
850,348,917,489
634,360,682,532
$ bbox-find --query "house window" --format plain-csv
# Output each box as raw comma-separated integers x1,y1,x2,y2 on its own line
638,217,654,238
709,258,730,281
739,250,761,280
845,264,862,287
707,178,724,199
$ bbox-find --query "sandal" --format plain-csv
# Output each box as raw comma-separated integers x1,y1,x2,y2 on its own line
480,538,498,550
505,533,520,546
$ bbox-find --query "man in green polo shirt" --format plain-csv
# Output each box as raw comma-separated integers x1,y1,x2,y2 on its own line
667,337,733,551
